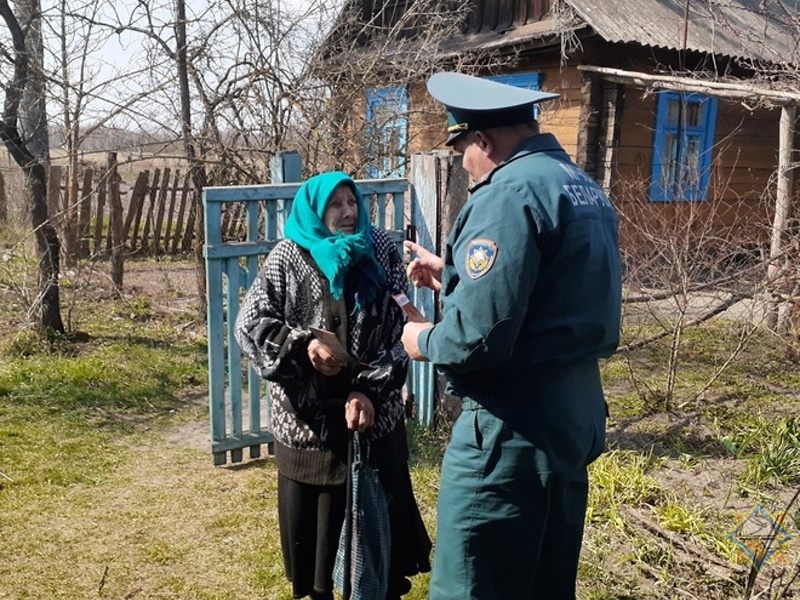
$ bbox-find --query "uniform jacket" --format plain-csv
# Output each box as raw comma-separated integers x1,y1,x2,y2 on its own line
417,133,622,471
234,227,409,485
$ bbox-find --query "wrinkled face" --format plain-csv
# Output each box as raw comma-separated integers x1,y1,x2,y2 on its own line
452,132,493,183
324,183,359,235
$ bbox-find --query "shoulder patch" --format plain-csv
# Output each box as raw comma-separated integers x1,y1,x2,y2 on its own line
465,239,498,279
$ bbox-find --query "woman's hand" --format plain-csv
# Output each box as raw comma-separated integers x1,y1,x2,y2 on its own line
307,338,347,376
345,391,375,432
404,240,443,292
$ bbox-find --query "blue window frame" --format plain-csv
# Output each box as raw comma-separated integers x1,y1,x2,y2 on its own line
365,86,408,178
649,91,718,202
487,72,543,118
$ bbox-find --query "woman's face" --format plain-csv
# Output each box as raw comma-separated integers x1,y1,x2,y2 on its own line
323,184,359,235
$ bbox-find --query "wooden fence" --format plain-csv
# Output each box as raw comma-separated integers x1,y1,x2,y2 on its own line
0,158,264,262
44,159,201,262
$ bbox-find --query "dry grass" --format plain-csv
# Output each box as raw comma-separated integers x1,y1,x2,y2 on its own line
2,256,800,599
2,419,285,599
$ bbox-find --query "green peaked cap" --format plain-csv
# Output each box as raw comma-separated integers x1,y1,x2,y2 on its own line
427,72,560,145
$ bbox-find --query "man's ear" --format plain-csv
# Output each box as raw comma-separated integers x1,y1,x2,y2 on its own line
474,131,492,154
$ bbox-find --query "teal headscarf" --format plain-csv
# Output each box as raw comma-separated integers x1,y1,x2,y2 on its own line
284,171,386,308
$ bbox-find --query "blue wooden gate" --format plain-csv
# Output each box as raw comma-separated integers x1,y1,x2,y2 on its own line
204,176,436,465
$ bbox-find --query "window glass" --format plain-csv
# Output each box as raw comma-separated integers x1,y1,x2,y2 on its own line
486,72,542,117
666,99,681,126
365,86,408,178
685,103,701,128
682,137,701,184
649,91,718,202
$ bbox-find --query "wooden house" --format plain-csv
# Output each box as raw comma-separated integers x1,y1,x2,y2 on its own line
323,0,800,257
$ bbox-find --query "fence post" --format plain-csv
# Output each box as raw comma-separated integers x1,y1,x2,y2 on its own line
63,167,79,266
164,170,181,252
0,171,5,224
139,168,162,254
180,179,197,252
108,153,124,290
79,168,93,258
408,152,468,426
94,168,107,256
122,171,150,252
270,151,302,184
173,173,191,253
152,167,171,257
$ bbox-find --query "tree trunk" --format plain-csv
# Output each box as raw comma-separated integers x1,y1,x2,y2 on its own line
175,0,207,318
108,152,124,291
27,161,64,333
766,105,796,331
2,0,65,333
0,172,6,224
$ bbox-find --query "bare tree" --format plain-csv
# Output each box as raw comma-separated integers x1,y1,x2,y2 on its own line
0,0,64,333
50,0,135,267
174,0,208,311
75,0,345,309
615,110,796,409
306,0,517,175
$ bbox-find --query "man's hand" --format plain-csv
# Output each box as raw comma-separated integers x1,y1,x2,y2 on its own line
307,338,346,376
405,240,443,292
345,391,375,432
402,321,434,361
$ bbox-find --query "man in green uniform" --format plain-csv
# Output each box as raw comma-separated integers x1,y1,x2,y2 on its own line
402,72,622,599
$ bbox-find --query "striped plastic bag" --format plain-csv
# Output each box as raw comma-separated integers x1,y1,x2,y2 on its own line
333,432,391,600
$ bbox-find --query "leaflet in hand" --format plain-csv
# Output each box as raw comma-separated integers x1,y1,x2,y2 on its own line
392,293,427,323
309,327,357,363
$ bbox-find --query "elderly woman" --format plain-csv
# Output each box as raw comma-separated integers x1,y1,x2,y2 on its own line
234,171,431,600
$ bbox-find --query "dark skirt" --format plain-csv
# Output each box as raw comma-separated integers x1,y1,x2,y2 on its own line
277,420,432,599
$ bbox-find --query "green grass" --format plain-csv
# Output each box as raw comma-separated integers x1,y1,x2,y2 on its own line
3,258,800,599
0,338,206,418
741,417,800,487
587,449,666,530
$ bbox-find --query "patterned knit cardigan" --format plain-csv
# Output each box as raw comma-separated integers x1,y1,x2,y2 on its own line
234,227,409,485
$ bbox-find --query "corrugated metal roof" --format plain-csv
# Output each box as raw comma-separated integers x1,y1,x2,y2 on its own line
330,1,797,65
566,0,798,64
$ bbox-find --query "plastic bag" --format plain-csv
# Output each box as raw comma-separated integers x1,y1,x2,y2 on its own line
333,432,391,600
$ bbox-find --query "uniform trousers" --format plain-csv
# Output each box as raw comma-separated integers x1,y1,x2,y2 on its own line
428,404,590,600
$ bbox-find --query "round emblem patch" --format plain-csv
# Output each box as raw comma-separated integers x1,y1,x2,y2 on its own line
465,239,498,279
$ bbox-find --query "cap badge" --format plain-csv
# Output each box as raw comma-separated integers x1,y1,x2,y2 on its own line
466,239,498,279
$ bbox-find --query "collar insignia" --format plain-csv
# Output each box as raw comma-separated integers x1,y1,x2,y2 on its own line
466,239,498,279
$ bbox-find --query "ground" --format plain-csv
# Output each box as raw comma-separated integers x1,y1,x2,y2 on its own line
124,260,210,453
121,259,800,599
5,257,798,599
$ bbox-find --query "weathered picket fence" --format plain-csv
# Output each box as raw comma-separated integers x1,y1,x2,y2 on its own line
0,155,243,261
46,161,199,261
0,153,282,263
